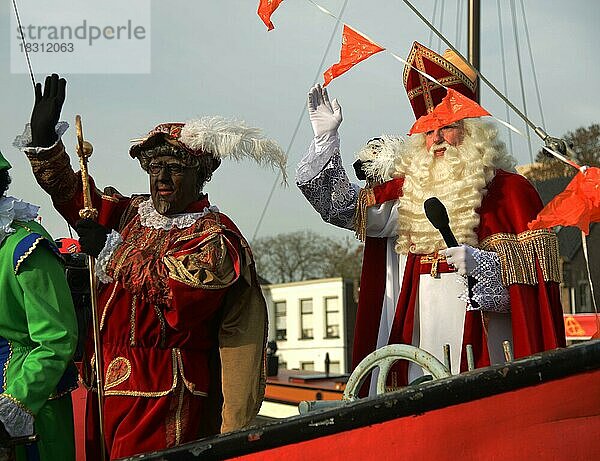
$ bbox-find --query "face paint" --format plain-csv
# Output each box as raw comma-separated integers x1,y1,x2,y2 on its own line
148,155,200,215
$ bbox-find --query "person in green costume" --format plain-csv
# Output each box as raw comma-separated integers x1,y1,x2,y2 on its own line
0,148,78,461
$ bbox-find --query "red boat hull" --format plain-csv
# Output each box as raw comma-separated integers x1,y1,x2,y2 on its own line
233,368,600,461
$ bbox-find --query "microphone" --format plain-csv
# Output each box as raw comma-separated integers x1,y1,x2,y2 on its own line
424,197,459,248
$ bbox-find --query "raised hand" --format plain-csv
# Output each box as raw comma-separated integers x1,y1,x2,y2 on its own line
307,84,342,139
30,74,66,147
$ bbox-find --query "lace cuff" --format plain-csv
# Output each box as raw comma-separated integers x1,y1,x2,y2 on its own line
459,248,510,312
13,122,69,153
295,133,340,184
96,230,123,284
297,150,358,230
0,394,34,438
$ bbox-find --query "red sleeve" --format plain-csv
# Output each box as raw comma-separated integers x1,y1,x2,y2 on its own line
25,141,132,230
479,170,566,355
54,176,133,231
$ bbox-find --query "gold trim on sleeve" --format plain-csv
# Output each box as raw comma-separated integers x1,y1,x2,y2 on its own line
352,187,376,242
13,236,45,274
2,341,12,393
480,229,561,286
0,393,34,418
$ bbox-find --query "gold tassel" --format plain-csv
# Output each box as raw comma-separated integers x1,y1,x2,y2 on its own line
480,229,561,285
352,188,376,242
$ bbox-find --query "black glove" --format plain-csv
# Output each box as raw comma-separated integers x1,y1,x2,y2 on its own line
353,159,372,181
30,74,66,148
75,219,110,258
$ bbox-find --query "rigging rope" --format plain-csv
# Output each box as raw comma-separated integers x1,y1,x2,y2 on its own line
252,0,350,240
519,0,546,129
509,0,534,163
400,0,582,169
401,0,538,133
12,0,36,89
496,0,514,154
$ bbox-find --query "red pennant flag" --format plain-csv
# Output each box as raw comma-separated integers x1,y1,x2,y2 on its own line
528,167,600,235
257,0,284,31
323,25,385,87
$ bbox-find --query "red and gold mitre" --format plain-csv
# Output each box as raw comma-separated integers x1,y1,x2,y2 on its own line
403,42,489,134
403,41,477,119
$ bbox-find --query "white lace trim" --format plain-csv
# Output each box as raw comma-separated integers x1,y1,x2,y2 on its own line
95,230,123,284
459,248,511,312
296,148,358,230
137,198,219,230
0,196,40,245
0,395,34,438
13,122,69,152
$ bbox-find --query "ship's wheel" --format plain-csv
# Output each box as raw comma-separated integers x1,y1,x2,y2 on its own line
343,344,451,401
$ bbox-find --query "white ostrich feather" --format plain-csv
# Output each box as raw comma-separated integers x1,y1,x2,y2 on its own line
180,116,287,182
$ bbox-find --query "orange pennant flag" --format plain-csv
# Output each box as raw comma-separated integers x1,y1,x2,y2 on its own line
257,0,284,31
409,89,491,135
323,25,385,86
528,167,600,235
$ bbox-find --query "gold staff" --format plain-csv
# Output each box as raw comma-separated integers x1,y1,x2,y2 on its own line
75,115,107,461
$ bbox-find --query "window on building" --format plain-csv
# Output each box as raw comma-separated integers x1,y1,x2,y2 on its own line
300,361,314,371
274,301,287,340
576,281,592,313
325,296,340,338
328,361,341,374
300,298,313,339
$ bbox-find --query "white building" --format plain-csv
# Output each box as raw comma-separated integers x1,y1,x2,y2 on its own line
261,277,358,374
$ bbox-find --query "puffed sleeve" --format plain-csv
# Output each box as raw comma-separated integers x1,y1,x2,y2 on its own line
0,245,77,436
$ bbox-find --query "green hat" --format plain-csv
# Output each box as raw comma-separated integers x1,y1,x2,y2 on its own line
0,150,11,171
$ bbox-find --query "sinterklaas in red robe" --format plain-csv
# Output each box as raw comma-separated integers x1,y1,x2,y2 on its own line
353,170,565,391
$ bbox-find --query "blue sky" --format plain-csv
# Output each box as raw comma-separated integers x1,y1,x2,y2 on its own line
1,0,598,241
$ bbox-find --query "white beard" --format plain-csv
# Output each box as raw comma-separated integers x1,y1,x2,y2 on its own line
394,135,497,255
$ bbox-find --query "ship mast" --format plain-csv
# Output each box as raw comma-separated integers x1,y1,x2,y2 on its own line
467,0,481,102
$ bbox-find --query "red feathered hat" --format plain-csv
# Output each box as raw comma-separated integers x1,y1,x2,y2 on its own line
128,117,288,180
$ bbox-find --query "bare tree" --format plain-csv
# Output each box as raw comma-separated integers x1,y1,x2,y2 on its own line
252,231,363,284
322,236,363,281
525,123,600,181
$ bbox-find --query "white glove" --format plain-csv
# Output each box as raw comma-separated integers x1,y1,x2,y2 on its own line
442,244,477,276
307,84,342,141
